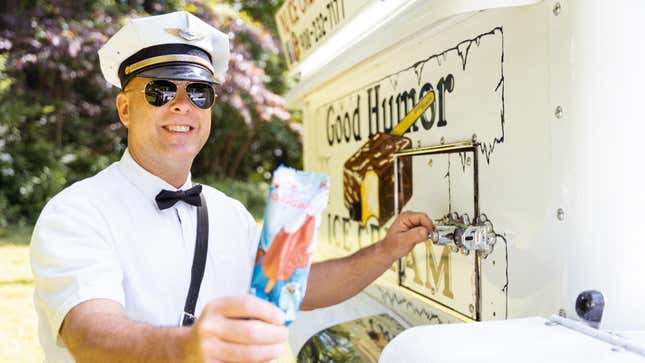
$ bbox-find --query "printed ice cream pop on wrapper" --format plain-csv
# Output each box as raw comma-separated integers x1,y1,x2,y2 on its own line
250,165,330,325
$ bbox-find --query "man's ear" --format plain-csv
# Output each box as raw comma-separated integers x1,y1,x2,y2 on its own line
116,92,129,128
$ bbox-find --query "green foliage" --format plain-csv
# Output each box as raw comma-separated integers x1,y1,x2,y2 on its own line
235,0,283,35
195,102,301,180
0,0,300,225
0,223,34,246
197,176,269,220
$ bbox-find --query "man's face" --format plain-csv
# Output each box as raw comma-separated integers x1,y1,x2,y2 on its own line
117,77,212,167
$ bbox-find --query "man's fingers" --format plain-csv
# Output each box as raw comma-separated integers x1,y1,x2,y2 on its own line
396,211,434,232
189,296,288,363
401,226,431,244
203,339,285,363
206,316,289,345
204,295,285,325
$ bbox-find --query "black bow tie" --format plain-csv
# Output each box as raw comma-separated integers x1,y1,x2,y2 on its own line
155,184,203,210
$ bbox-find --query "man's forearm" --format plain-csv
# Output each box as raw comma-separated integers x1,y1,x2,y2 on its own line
301,211,434,311
60,296,289,362
301,241,395,310
62,311,189,362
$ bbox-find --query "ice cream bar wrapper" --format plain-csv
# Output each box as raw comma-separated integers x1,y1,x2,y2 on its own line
250,165,329,325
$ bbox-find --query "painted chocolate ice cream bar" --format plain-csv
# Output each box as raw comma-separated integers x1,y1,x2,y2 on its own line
343,91,435,226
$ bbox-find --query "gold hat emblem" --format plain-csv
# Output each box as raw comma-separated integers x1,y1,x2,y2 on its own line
165,28,205,42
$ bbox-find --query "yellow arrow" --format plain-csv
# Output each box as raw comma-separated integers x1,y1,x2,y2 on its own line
390,90,435,136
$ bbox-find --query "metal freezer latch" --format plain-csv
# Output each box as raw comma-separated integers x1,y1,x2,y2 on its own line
428,212,497,257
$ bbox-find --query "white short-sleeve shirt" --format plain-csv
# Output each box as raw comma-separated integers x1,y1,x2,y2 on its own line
30,150,260,362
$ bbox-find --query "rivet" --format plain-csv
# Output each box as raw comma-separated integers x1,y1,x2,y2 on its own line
556,208,565,221
466,156,472,166
469,304,475,313
553,2,561,16
555,105,563,119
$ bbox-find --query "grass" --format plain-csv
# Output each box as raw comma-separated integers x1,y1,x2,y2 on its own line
0,225,44,363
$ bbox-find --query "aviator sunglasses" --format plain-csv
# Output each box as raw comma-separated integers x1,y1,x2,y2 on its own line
129,79,217,109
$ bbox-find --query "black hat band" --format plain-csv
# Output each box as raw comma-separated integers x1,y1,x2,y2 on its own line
124,54,214,76
118,43,214,88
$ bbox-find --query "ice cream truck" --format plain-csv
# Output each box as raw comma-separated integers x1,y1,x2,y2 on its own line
274,0,645,361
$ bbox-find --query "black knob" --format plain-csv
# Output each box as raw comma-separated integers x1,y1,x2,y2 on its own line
575,290,605,327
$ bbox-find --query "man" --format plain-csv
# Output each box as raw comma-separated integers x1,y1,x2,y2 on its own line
30,11,433,362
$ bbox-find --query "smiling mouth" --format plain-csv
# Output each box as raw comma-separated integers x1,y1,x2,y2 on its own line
163,125,193,133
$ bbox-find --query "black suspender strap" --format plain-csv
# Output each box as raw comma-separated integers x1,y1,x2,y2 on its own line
180,192,209,326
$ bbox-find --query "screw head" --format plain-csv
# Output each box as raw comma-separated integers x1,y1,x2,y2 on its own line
469,304,475,313
555,105,563,119
440,137,446,145
553,2,561,16
472,133,478,142
556,208,565,221
466,156,472,166
428,159,433,167
558,308,567,318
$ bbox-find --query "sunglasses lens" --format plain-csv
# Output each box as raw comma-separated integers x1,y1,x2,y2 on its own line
186,83,216,109
145,80,177,106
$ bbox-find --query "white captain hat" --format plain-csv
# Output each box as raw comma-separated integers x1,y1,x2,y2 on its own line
98,11,229,89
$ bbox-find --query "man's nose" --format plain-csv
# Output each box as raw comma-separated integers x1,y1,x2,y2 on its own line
169,87,192,113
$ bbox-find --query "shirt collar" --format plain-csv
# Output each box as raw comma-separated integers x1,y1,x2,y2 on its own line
117,149,193,205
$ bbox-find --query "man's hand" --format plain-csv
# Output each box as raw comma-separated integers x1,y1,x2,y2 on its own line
182,295,289,363
380,211,434,262
60,296,288,363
